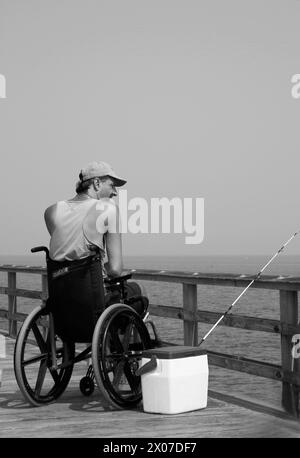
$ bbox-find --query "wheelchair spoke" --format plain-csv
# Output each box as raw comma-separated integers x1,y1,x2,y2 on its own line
105,353,124,360
110,327,124,353
34,360,48,396
31,323,48,353
121,322,134,353
48,365,61,384
112,360,126,388
22,353,48,367
123,361,139,394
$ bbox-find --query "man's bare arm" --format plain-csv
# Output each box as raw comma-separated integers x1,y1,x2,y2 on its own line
44,204,57,236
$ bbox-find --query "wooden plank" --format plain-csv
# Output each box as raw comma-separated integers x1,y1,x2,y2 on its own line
0,309,31,323
183,283,198,346
0,296,297,334
207,350,300,385
0,265,46,274
2,301,297,338
0,287,45,300
131,270,300,291
1,264,300,290
197,310,300,336
280,290,299,416
149,304,184,319
0,309,25,320
1,298,298,337
208,390,298,422
207,350,280,380
149,304,300,335
197,309,281,333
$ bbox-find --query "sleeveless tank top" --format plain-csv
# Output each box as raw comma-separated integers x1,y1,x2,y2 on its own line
49,199,105,261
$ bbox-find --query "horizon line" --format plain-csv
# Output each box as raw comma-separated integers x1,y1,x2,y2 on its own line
1,253,300,257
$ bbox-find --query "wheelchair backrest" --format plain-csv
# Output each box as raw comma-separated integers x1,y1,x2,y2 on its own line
46,254,105,343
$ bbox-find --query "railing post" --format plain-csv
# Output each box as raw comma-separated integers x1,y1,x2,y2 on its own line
8,272,17,338
279,290,299,416
183,283,198,346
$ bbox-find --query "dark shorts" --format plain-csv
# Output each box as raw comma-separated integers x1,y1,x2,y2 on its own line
104,281,149,318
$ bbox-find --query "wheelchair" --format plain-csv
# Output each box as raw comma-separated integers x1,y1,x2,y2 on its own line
14,246,160,409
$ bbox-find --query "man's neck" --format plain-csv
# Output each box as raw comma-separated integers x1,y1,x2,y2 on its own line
71,192,96,201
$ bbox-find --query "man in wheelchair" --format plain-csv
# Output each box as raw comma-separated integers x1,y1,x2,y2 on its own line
44,160,148,320
14,161,158,410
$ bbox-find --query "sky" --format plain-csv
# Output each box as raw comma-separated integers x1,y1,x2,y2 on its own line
1,0,300,256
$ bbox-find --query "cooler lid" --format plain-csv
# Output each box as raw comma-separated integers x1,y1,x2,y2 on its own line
142,345,206,360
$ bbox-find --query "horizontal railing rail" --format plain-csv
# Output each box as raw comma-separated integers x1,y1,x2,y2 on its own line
0,264,299,416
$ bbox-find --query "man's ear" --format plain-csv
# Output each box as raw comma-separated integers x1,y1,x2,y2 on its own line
93,178,101,190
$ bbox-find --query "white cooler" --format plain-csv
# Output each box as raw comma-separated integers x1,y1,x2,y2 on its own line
138,345,209,414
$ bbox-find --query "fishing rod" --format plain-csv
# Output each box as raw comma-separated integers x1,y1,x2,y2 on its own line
198,230,300,347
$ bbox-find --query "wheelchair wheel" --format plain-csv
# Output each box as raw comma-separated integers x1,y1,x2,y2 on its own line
14,306,75,406
92,303,152,409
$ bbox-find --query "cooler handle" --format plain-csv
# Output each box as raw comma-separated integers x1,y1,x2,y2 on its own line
136,355,157,376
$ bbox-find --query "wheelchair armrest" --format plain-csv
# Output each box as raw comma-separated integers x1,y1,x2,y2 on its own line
104,272,132,285
31,246,49,257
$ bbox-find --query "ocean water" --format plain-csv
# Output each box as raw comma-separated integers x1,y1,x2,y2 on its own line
1,253,299,409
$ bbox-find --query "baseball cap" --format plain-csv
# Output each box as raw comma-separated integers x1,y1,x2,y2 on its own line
79,161,127,187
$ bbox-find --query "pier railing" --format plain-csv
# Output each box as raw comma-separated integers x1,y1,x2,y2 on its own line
0,264,299,417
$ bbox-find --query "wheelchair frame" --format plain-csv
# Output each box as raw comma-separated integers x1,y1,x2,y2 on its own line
14,246,160,409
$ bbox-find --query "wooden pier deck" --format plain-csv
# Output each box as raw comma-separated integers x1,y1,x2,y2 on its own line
1,337,300,438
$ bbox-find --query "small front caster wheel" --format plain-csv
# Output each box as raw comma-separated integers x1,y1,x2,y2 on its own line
79,376,95,396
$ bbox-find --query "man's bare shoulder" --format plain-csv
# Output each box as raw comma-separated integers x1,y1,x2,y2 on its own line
44,203,58,216
44,203,59,235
